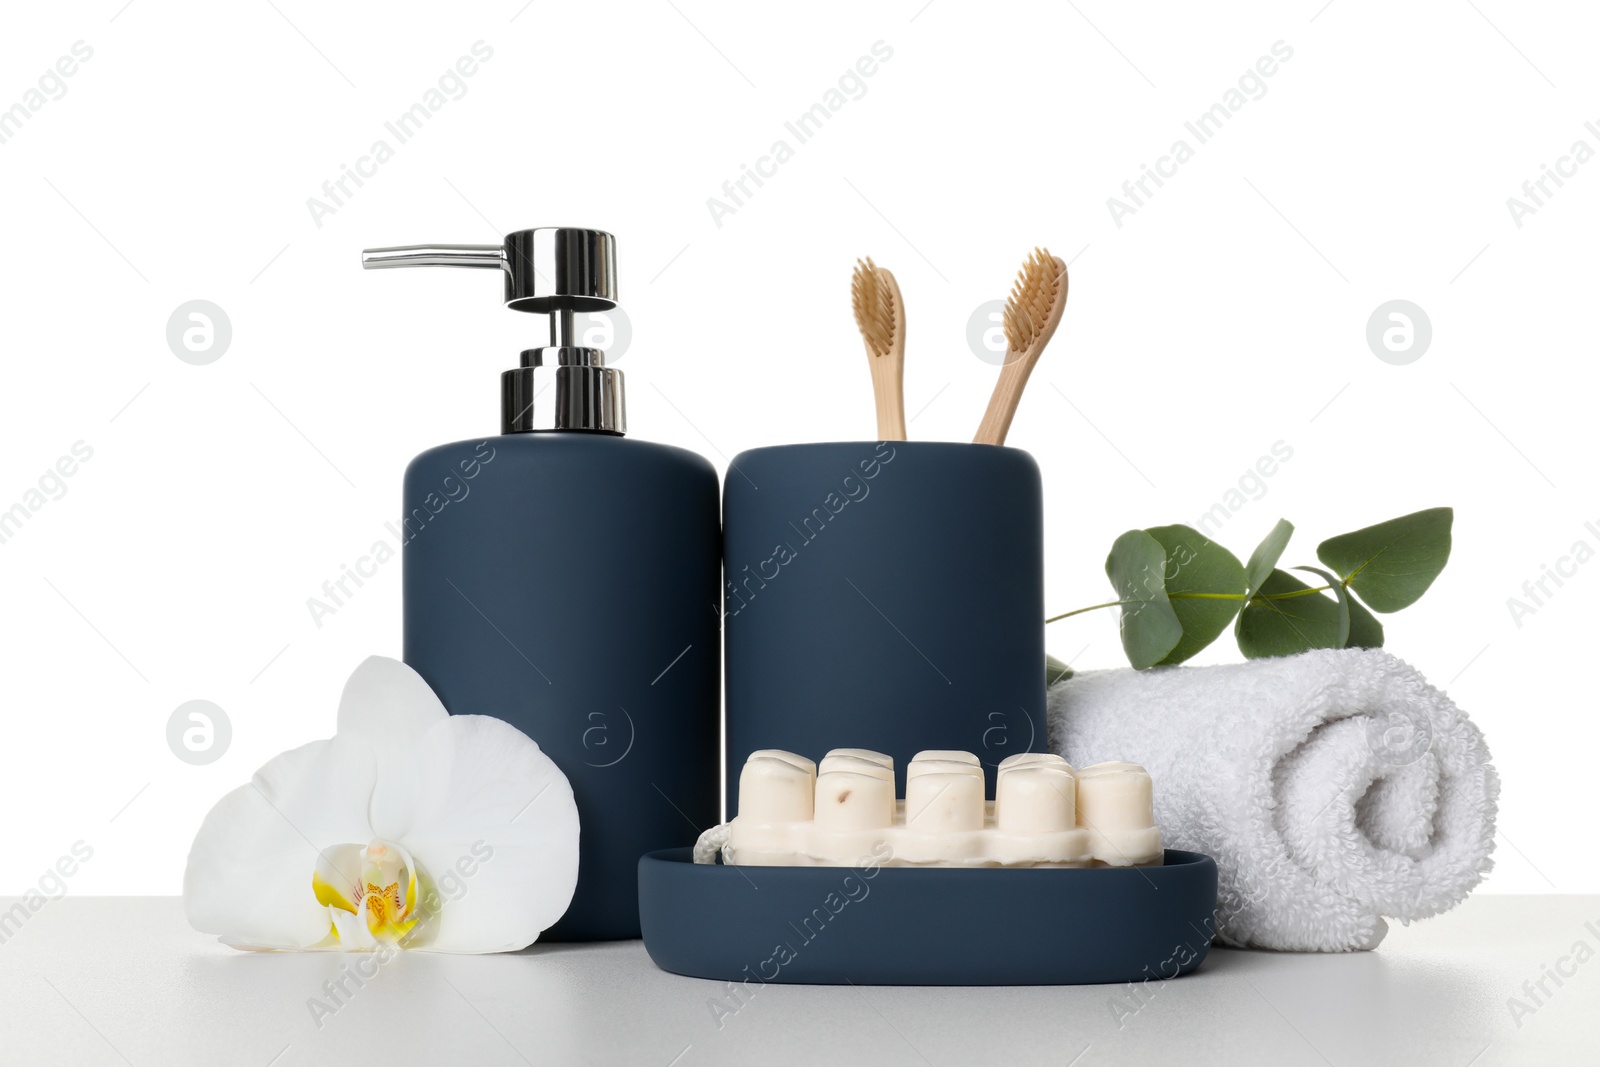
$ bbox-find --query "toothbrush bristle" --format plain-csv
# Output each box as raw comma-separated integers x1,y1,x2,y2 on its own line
1002,247,1065,353
851,257,897,357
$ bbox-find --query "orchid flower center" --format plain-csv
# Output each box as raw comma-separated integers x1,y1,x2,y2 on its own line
312,839,425,947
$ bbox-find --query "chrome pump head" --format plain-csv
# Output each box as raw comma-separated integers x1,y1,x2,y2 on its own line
362,227,625,435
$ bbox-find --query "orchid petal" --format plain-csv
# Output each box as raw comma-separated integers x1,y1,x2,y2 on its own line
336,656,450,839
402,715,580,953
312,843,364,913
329,904,379,950
184,738,377,950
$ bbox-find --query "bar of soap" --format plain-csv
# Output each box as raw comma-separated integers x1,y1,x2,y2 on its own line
723,748,1161,868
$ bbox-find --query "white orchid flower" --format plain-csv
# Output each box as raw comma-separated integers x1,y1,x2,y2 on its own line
184,656,579,953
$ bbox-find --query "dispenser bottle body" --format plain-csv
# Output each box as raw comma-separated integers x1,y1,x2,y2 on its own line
402,433,720,941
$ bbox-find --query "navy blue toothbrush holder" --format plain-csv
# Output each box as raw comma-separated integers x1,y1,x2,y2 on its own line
721,441,1046,810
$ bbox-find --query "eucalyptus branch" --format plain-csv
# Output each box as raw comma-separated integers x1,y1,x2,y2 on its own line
1047,510,1453,669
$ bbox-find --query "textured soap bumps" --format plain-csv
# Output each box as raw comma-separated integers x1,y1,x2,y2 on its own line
724,749,1162,868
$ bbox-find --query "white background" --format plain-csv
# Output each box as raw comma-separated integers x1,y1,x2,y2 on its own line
0,0,1592,896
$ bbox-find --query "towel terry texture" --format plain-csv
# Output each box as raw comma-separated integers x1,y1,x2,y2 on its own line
1047,648,1499,952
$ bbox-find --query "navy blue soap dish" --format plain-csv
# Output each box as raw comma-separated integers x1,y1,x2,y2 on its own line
638,847,1218,986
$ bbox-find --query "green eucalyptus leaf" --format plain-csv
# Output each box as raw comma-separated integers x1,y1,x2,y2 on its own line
1345,594,1385,649
1045,655,1074,687
1244,519,1294,600
1105,530,1183,669
1292,565,1350,647
1316,507,1453,613
1145,524,1247,665
1235,568,1346,659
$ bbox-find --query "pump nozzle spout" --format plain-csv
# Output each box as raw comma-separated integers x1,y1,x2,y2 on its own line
362,228,624,436
361,244,505,271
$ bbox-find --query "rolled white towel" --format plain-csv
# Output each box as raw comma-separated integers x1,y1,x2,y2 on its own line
1047,648,1499,951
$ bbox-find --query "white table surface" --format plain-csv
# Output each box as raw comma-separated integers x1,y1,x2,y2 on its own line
0,895,1592,1065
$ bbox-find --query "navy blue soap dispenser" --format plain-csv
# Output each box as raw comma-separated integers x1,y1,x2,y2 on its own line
362,228,721,941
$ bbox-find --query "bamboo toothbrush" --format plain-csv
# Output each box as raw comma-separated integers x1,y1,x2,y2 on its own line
973,248,1069,446
851,257,907,441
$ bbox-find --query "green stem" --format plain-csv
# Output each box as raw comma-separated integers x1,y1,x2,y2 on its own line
1259,584,1336,600
1044,599,1136,624
1045,583,1343,624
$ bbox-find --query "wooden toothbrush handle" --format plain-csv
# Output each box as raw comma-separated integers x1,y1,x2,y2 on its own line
972,349,1038,446
868,349,906,441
